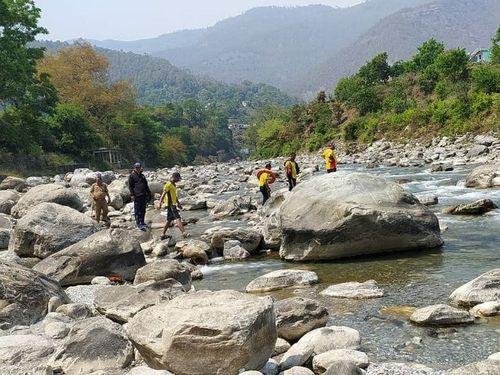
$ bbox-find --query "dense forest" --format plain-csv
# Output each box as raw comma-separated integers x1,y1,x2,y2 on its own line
0,1,294,172
246,31,500,157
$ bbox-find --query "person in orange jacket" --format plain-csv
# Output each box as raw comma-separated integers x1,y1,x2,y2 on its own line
322,142,338,173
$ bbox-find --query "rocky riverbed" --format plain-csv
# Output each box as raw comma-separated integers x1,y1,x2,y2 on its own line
0,133,499,375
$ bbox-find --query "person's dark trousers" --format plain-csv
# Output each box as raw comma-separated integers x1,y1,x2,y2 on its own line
327,168,337,173
287,176,297,191
260,186,270,205
133,195,147,227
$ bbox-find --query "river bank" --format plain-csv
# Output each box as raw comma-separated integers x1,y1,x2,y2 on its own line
0,133,499,374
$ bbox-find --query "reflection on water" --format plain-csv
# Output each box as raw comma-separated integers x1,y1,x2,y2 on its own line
192,164,500,368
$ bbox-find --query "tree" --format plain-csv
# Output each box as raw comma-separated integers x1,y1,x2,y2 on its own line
157,135,187,167
433,49,470,83
410,39,445,71
358,53,391,85
492,26,500,65
37,43,136,133
0,0,47,103
471,64,500,94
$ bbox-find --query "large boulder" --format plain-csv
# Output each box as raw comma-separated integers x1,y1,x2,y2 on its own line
33,229,146,286
126,290,277,375
449,269,500,307
94,279,185,323
47,316,134,374
0,260,69,329
210,195,256,219
246,270,319,293
278,173,443,261
409,304,474,326
11,184,84,218
275,297,328,341
0,334,55,375
0,190,20,215
313,349,369,374
465,164,500,188
449,360,500,375
0,176,26,192
9,202,98,259
134,259,192,292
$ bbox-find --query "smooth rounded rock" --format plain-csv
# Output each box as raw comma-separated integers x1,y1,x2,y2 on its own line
313,349,369,373
134,259,192,291
410,304,474,326
450,269,500,307
320,280,384,299
246,269,319,292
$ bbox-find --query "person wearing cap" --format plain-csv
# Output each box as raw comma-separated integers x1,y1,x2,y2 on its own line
89,173,111,226
284,152,300,191
322,142,338,173
159,172,187,240
128,162,151,230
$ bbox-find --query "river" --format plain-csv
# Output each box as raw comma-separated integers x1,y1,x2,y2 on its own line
186,164,500,369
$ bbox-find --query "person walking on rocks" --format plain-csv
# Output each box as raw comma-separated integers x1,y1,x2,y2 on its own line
128,162,151,231
159,172,187,240
89,173,111,227
322,142,338,173
284,152,300,191
257,163,275,205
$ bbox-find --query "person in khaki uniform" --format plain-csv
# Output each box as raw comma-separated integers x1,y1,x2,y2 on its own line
90,173,111,226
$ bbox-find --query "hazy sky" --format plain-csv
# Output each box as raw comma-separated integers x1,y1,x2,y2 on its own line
35,0,364,41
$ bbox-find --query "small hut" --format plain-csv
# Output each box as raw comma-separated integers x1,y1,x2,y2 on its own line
93,148,122,168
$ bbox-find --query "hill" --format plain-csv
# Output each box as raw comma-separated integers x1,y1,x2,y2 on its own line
88,0,432,95
38,41,297,114
301,0,500,96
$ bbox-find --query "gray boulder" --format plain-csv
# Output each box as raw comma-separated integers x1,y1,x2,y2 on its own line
444,199,497,215
9,203,98,259
410,304,474,326
470,301,500,317
449,360,500,375
324,360,364,375
275,297,328,341
450,269,500,307
11,184,83,218
465,164,500,188
47,316,134,374
313,349,368,373
134,259,192,292
33,228,145,286
467,144,489,158
211,227,263,254
0,190,20,214
0,260,69,328
246,269,319,293
94,279,185,323
279,367,315,375
126,290,276,375
320,280,384,299
0,176,26,192
474,135,497,146
278,173,443,261
224,241,251,260
0,334,55,375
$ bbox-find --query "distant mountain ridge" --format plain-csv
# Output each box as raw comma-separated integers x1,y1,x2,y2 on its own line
88,0,432,95
80,0,498,98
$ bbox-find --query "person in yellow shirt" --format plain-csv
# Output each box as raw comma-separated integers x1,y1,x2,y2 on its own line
159,172,186,240
284,152,300,191
258,163,274,204
322,142,338,173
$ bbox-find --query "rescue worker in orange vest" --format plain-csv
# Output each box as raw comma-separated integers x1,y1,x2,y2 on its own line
159,172,188,240
89,173,111,226
322,142,338,173
258,163,273,204
284,152,300,191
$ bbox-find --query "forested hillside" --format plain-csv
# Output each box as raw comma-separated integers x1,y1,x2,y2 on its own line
301,0,500,96
89,0,431,95
39,41,297,117
246,31,500,157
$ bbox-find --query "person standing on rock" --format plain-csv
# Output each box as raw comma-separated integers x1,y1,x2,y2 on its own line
284,152,300,191
159,172,188,240
322,142,338,173
128,162,151,231
89,173,111,227
257,163,275,205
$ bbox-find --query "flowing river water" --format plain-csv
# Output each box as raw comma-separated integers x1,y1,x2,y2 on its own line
159,164,500,369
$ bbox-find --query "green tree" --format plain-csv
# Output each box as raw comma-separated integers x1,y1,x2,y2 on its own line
410,39,445,71
0,0,47,103
492,26,500,65
433,49,470,83
358,53,391,85
471,64,500,94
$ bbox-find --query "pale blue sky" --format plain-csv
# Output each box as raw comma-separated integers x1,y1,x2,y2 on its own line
35,0,363,41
